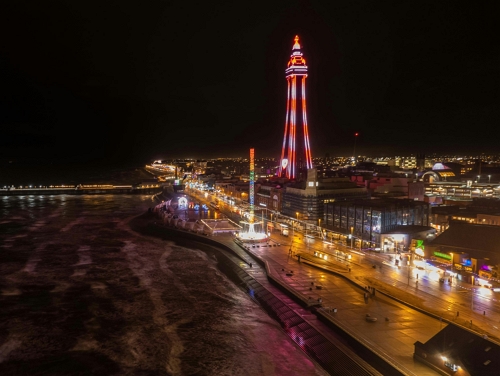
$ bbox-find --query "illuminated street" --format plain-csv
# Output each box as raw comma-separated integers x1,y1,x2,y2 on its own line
186,184,500,344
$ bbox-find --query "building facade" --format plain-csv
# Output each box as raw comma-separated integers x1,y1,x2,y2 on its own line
324,198,430,248
281,169,369,221
427,223,500,283
255,183,283,213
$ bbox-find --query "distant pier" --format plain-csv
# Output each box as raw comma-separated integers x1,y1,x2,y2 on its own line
0,184,164,196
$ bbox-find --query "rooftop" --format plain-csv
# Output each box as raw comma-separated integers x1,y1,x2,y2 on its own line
429,223,500,255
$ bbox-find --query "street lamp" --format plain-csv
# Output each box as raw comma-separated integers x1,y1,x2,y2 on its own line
477,175,480,183
350,226,354,249
471,275,475,311
352,132,359,165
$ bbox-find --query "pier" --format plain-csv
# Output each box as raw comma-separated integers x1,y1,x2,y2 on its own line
0,184,164,196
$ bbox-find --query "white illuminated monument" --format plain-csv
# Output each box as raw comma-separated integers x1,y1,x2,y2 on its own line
238,148,268,242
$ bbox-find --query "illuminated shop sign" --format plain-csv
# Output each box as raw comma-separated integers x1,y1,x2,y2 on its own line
433,251,451,260
454,263,472,272
479,270,491,279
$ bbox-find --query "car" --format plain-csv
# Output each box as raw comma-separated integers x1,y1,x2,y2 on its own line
365,314,377,322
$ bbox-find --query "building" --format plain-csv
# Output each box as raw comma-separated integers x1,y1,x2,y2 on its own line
422,162,459,182
400,156,417,170
427,199,500,234
215,181,250,203
408,181,425,201
409,181,500,204
278,35,313,179
380,225,436,254
255,182,283,213
477,213,500,226
323,198,431,249
351,175,410,198
427,222,500,282
281,169,369,222
414,323,500,376
428,205,464,233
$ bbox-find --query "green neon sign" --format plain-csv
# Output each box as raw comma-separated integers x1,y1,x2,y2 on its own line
434,251,451,260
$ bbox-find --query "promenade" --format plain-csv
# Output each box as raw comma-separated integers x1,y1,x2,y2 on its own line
165,191,500,375
223,235,441,376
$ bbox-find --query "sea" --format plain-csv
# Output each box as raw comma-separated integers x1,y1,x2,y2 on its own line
0,193,328,376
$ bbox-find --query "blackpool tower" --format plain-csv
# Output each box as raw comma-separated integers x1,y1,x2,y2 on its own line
279,35,313,179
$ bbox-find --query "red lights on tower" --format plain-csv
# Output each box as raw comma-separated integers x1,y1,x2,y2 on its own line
279,35,313,179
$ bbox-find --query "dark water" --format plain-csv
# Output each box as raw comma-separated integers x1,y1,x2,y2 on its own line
0,194,327,376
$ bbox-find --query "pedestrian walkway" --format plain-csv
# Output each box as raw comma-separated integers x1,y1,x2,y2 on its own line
292,240,500,344
236,240,440,376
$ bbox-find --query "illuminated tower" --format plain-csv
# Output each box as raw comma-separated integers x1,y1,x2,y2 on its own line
249,148,255,224
279,35,313,179
238,147,267,242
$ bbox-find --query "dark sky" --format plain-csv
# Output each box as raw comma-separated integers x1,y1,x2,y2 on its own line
1,0,499,166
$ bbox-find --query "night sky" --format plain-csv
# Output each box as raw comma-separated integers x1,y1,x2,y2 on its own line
1,1,499,167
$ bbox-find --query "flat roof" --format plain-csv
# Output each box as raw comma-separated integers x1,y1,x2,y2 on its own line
429,223,500,254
